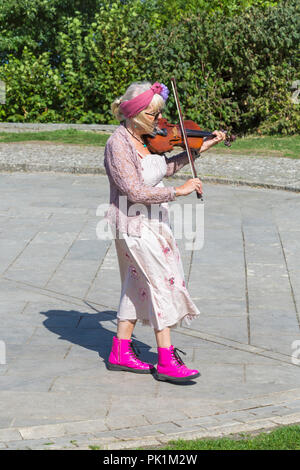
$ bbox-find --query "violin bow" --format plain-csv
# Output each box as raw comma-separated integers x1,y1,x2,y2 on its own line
170,77,203,201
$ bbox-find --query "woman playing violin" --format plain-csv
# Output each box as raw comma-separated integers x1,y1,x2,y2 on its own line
104,81,226,383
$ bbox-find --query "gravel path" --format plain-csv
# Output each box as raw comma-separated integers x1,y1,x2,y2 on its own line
0,141,299,192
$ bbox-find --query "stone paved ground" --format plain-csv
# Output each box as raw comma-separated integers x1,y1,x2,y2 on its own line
0,166,300,449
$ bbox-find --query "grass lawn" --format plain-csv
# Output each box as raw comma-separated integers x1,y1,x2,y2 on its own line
209,134,300,159
135,425,300,450
0,129,299,159
0,129,109,146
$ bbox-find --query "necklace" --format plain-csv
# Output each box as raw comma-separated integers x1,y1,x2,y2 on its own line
125,125,147,148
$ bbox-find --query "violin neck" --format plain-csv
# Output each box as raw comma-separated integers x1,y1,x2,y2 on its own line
153,127,214,139
186,129,215,139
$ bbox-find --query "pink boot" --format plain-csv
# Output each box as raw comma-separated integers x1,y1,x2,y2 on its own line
156,345,200,382
107,336,155,374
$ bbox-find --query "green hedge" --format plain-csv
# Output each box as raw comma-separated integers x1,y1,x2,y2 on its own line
0,0,298,135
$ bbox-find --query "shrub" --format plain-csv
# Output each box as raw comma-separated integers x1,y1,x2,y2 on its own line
0,0,298,134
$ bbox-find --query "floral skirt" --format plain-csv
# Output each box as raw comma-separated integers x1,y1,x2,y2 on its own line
114,217,200,331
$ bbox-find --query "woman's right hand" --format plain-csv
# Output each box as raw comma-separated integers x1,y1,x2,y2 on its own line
175,178,203,197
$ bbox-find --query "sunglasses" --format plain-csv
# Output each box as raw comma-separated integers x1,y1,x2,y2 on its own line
145,110,162,120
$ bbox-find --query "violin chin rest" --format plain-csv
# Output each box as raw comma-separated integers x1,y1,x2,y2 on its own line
153,127,168,137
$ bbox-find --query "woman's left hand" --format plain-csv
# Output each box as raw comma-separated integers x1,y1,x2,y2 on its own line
199,130,227,153
211,130,227,144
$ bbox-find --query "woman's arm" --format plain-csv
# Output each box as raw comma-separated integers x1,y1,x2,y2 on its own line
164,150,202,177
164,151,189,177
165,130,226,177
104,138,176,205
200,131,227,152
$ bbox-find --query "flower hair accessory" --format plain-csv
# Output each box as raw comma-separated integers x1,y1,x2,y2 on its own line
119,82,169,118
160,83,169,101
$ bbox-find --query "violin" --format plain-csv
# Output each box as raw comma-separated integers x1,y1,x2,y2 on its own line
145,117,236,155
145,77,236,200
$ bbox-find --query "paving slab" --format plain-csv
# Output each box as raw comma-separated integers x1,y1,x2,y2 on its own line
0,151,300,449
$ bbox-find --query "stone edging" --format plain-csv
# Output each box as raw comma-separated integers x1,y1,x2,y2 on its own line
1,410,300,450
1,387,300,450
0,123,118,133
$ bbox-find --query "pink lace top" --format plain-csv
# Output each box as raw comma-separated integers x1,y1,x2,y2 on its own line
104,123,190,237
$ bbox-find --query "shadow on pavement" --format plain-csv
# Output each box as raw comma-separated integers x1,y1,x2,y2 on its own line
40,306,198,385
40,307,157,365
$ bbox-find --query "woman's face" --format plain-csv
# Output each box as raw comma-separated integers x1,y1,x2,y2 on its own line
144,106,163,131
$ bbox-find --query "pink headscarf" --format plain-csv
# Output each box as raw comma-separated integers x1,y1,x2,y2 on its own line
119,82,168,119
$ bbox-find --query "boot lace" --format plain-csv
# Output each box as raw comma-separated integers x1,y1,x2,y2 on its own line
171,347,186,367
129,341,141,359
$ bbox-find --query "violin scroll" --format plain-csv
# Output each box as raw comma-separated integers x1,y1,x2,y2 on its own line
220,129,237,147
